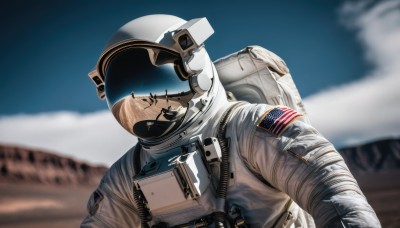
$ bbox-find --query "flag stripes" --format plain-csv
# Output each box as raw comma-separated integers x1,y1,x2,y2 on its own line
258,107,302,136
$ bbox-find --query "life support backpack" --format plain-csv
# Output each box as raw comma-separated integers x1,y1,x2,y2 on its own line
214,45,310,124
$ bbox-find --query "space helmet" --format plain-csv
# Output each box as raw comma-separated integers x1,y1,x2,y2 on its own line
88,14,217,141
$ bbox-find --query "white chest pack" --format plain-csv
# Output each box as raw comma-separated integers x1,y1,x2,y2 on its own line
214,45,310,123
133,136,221,212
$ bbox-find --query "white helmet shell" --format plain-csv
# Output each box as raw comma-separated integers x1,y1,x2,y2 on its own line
103,14,186,54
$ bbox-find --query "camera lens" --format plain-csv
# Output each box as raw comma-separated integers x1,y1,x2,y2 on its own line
178,34,193,50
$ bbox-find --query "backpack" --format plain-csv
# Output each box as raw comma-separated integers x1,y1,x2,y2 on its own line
214,45,310,123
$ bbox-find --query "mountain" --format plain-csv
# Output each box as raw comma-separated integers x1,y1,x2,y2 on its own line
0,144,107,186
338,138,400,171
0,144,108,228
338,138,400,191
338,138,400,227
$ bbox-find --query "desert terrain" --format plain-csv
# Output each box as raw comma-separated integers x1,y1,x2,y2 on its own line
0,183,94,228
0,145,107,228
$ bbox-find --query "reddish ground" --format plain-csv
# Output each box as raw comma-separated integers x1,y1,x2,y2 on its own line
0,183,95,228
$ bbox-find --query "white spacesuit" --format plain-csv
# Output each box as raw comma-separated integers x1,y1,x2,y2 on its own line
81,14,381,227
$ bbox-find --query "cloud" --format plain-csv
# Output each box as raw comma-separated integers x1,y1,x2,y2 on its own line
0,111,137,166
304,0,400,147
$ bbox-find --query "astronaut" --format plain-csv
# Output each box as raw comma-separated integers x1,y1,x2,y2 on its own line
81,14,381,227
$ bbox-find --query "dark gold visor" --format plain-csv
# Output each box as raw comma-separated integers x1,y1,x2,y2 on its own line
105,47,194,139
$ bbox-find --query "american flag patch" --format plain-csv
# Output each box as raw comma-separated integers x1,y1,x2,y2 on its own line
258,107,302,136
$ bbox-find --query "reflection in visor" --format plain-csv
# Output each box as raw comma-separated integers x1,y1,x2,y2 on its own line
105,47,194,139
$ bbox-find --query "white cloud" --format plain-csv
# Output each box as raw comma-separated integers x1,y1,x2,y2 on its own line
304,0,400,147
0,111,137,166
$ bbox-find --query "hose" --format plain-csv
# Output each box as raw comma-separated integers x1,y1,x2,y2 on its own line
133,185,150,228
216,103,241,198
132,143,150,228
215,102,243,227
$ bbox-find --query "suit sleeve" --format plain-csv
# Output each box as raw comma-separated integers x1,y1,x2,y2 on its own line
81,148,140,228
240,106,381,227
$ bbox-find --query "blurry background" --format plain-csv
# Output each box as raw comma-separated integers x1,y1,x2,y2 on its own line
0,0,399,227
1,0,400,166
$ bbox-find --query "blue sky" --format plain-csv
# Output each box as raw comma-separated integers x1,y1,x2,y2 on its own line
1,0,399,166
0,0,366,115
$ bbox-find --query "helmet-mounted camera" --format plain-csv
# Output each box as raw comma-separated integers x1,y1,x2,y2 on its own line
172,18,214,79
172,18,214,55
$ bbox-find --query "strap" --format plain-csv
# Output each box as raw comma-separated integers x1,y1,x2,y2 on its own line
216,102,245,200
131,142,151,227
214,102,247,227
133,142,142,175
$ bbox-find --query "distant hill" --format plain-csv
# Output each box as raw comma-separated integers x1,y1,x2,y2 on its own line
337,138,400,227
0,144,107,187
338,138,400,191
338,138,400,171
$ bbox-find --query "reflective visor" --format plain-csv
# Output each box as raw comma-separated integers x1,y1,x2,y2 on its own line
105,47,194,139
